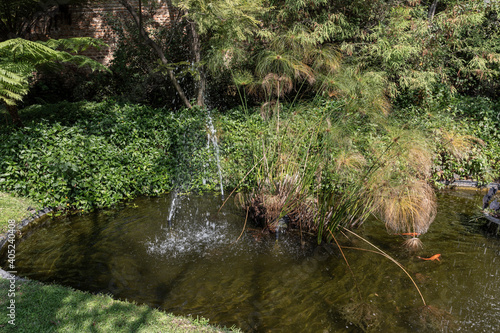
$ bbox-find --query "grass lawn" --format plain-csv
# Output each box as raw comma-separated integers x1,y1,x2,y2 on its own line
0,192,42,234
0,279,239,333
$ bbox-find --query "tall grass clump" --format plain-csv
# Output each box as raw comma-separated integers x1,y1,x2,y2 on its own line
225,66,440,246
225,101,394,240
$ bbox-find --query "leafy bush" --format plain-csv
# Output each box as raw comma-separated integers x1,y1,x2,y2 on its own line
394,94,500,184
0,101,221,211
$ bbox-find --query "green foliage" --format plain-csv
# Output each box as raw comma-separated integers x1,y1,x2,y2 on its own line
0,66,28,105
0,101,222,212
76,17,192,108
178,0,268,70
0,38,107,107
349,1,500,99
394,93,500,184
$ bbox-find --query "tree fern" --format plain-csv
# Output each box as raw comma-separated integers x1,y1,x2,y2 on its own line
0,37,108,123
0,67,28,105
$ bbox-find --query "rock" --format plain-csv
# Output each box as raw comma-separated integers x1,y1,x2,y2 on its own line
490,200,500,211
483,186,498,209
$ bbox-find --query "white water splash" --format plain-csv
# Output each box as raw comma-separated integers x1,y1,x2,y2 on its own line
145,219,230,258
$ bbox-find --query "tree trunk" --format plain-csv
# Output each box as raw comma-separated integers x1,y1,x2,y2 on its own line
188,19,206,107
118,0,192,109
428,0,438,21
6,104,23,127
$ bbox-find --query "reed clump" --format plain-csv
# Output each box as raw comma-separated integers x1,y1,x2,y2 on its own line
238,100,441,245
369,178,437,235
246,174,319,232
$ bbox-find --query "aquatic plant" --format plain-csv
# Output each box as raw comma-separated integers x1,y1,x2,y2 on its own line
341,302,381,332
233,92,440,246
369,178,437,236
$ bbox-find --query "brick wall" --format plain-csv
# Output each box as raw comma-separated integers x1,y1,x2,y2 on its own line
46,0,175,65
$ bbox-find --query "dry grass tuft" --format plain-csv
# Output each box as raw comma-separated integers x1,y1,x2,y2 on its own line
246,173,319,233
370,178,437,235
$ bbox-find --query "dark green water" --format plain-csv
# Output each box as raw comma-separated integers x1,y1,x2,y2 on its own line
1,190,499,332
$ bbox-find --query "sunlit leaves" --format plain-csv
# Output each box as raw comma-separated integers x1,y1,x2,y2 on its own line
0,67,28,105
356,1,500,97
0,37,107,106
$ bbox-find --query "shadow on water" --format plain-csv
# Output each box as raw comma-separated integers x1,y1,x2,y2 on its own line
1,189,500,332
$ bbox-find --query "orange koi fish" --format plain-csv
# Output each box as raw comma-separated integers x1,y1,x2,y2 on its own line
417,254,441,261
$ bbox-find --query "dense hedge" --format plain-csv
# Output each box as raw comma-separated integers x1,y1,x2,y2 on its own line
0,101,221,211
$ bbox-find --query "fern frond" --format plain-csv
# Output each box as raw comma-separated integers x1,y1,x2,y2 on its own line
43,37,108,53
0,38,63,65
0,67,28,105
0,37,108,106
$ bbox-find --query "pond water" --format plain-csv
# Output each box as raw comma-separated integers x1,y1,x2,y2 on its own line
1,189,499,332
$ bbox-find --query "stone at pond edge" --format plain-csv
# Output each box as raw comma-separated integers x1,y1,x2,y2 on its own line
0,207,53,254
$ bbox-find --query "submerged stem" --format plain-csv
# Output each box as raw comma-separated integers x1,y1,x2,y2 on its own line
341,227,427,306
329,229,363,301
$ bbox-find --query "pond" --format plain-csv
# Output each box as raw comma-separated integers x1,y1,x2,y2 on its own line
1,189,499,332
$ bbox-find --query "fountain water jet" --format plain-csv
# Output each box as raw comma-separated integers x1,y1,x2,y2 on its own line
167,191,178,228
206,110,224,200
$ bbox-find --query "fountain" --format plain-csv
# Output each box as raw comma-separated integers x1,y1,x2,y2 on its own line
206,110,224,200
167,190,178,229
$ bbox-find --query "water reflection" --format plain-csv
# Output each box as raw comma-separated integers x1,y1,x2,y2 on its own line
1,189,499,332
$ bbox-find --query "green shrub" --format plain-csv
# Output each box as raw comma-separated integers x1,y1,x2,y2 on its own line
1,96,499,215
394,94,500,184
0,101,221,211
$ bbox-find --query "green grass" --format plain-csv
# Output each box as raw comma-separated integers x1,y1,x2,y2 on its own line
0,192,42,234
0,279,240,333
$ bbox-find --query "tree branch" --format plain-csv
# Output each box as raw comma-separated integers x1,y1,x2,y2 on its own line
118,0,192,109
428,0,438,21
188,18,205,107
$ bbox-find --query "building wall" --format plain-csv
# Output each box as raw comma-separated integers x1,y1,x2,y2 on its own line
47,0,175,64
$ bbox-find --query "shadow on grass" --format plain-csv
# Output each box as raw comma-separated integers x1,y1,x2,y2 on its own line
0,278,226,333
